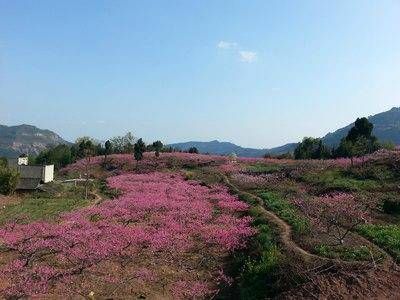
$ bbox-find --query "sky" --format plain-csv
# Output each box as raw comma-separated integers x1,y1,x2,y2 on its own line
0,1,399,148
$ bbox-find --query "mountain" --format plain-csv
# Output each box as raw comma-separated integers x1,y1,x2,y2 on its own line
0,124,70,157
168,140,297,158
170,107,400,157
322,107,400,147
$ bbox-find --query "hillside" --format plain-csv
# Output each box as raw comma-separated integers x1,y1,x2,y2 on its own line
171,107,400,157
168,140,297,157
0,124,69,157
323,107,400,147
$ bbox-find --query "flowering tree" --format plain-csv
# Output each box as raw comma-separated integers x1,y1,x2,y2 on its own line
295,193,369,245
0,172,254,298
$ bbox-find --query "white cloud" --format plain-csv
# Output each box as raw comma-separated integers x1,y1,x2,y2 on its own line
217,40,237,49
239,51,257,63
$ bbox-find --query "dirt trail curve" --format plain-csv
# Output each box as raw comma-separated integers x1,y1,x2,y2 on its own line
221,174,396,268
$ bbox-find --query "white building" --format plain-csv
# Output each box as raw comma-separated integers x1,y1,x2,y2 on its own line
7,155,54,189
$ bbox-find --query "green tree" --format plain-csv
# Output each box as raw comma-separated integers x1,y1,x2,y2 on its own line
35,144,73,169
188,147,199,154
346,117,374,142
0,166,19,195
335,117,379,164
110,132,135,153
134,138,146,164
294,137,331,159
104,140,112,160
152,141,163,157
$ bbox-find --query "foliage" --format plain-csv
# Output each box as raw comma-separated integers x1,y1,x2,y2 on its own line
346,117,374,142
34,144,73,169
335,117,380,160
109,132,135,153
257,191,310,235
227,203,284,299
294,137,331,159
188,146,199,154
357,224,400,261
0,166,19,195
381,193,400,215
0,157,7,168
134,138,146,162
152,140,163,157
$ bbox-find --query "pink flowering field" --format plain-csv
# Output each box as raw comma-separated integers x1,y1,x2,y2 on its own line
0,172,254,299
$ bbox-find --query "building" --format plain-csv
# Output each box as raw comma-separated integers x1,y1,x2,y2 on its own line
7,155,54,190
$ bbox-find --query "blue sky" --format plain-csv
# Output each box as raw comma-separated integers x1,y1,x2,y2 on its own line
1,1,399,148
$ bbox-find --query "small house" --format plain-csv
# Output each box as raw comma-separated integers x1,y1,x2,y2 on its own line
7,155,54,190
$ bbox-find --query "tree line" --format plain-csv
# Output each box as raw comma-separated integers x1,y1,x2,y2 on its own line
33,132,199,170
293,117,395,161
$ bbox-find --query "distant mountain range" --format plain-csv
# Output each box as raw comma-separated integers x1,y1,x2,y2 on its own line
168,140,296,157
0,124,69,157
170,107,400,157
322,107,400,147
1,107,399,158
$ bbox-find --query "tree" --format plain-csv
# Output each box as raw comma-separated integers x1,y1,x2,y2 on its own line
0,166,19,195
152,141,163,157
134,138,146,164
76,139,95,199
35,144,73,169
335,117,379,164
188,147,199,154
295,193,369,245
346,117,374,142
104,140,112,160
110,132,135,154
294,137,331,159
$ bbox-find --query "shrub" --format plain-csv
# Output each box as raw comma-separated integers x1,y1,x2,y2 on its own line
380,192,400,215
0,166,19,195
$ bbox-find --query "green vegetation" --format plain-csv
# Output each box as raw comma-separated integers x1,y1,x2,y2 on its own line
335,117,380,161
314,244,384,261
0,197,90,224
301,169,379,192
0,165,19,195
256,191,310,234
134,138,146,163
357,224,400,261
226,204,286,299
35,144,74,169
246,163,281,174
294,137,331,159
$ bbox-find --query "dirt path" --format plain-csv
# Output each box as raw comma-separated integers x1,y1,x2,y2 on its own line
221,174,396,268
90,190,103,205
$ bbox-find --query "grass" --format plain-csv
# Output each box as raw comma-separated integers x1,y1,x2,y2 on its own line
300,169,380,192
314,244,384,262
246,163,282,174
0,197,91,224
225,206,286,300
357,224,400,262
256,191,310,235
